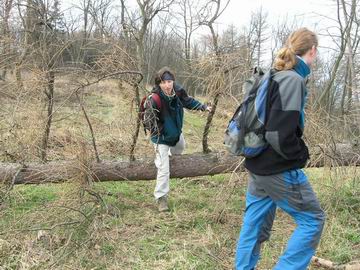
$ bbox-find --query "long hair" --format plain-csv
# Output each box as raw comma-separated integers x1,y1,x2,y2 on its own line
273,28,318,71
154,67,176,86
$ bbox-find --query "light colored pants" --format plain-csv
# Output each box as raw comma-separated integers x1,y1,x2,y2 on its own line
153,134,185,199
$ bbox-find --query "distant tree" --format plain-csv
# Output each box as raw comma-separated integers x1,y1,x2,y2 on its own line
89,0,113,41
244,7,269,68
16,0,68,161
317,0,358,113
0,0,14,80
172,0,202,95
120,0,175,84
270,17,299,66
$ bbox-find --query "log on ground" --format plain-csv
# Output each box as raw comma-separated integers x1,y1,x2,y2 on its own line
0,144,359,185
0,152,242,185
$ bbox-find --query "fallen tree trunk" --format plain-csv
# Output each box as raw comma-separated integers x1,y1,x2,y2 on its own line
1,152,241,185
0,144,359,185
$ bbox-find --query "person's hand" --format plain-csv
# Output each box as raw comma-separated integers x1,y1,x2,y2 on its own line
206,106,212,112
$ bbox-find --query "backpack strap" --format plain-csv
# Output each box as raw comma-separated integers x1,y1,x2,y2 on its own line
151,93,162,111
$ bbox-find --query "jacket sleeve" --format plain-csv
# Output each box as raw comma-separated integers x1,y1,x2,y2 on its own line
176,84,207,111
265,75,307,160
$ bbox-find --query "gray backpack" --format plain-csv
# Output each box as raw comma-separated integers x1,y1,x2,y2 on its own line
224,68,274,157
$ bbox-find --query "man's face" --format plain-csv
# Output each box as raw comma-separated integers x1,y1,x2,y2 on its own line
159,80,174,94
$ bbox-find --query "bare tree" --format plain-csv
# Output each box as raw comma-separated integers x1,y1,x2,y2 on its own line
270,17,299,66
16,0,69,161
120,0,175,82
13,0,34,89
198,0,230,153
89,0,113,41
340,0,359,115
172,0,202,95
251,7,269,67
317,0,357,112
78,0,93,41
219,24,241,53
0,0,14,80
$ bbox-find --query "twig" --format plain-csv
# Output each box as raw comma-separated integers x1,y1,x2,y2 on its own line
212,159,245,223
73,71,143,163
75,91,100,163
312,256,360,270
0,221,81,235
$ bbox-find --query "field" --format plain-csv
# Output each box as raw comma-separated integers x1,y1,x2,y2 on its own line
0,78,359,269
0,168,359,269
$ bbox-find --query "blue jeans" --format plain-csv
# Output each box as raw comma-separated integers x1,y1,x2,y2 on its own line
235,170,325,270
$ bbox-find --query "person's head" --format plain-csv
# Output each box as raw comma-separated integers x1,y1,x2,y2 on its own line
154,67,175,94
273,28,318,71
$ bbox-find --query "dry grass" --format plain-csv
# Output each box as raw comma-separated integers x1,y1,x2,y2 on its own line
0,168,359,269
0,73,359,269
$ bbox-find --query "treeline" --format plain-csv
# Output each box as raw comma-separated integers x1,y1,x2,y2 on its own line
0,0,359,162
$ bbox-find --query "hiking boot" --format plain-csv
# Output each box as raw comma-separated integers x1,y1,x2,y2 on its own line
157,196,169,212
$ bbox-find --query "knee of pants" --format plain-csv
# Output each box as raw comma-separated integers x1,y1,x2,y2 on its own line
171,134,185,155
156,159,169,170
156,159,169,174
258,230,271,244
311,207,326,224
154,152,169,170
317,209,326,230
157,170,170,178
171,145,185,155
310,210,326,249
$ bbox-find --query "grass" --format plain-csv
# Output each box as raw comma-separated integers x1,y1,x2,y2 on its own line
0,77,359,269
0,169,359,269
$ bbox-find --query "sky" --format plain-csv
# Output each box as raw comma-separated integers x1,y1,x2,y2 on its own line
214,0,338,60
218,0,334,29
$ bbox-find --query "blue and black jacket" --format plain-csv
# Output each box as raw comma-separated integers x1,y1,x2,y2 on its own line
150,83,207,146
245,58,311,175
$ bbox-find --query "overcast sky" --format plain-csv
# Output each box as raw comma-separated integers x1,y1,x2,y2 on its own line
218,0,334,29
215,0,337,59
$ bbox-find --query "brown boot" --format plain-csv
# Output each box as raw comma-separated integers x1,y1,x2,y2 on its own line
157,196,169,212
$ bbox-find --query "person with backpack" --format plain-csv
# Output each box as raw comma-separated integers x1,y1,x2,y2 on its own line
145,67,211,212
234,28,325,270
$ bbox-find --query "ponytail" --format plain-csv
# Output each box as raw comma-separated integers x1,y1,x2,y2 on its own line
273,47,297,70
273,28,318,71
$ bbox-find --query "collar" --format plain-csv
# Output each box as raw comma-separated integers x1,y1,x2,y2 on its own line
294,56,311,78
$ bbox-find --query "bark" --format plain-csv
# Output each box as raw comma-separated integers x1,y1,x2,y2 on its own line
202,23,220,153
0,144,359,185
129,82,142,162
0,152,241,185
75,91,100,163
200,0,230,153
40,69,55,162
202,91,220,153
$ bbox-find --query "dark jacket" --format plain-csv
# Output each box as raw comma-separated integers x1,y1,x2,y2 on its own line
245,59,310,175
150,83,206,146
